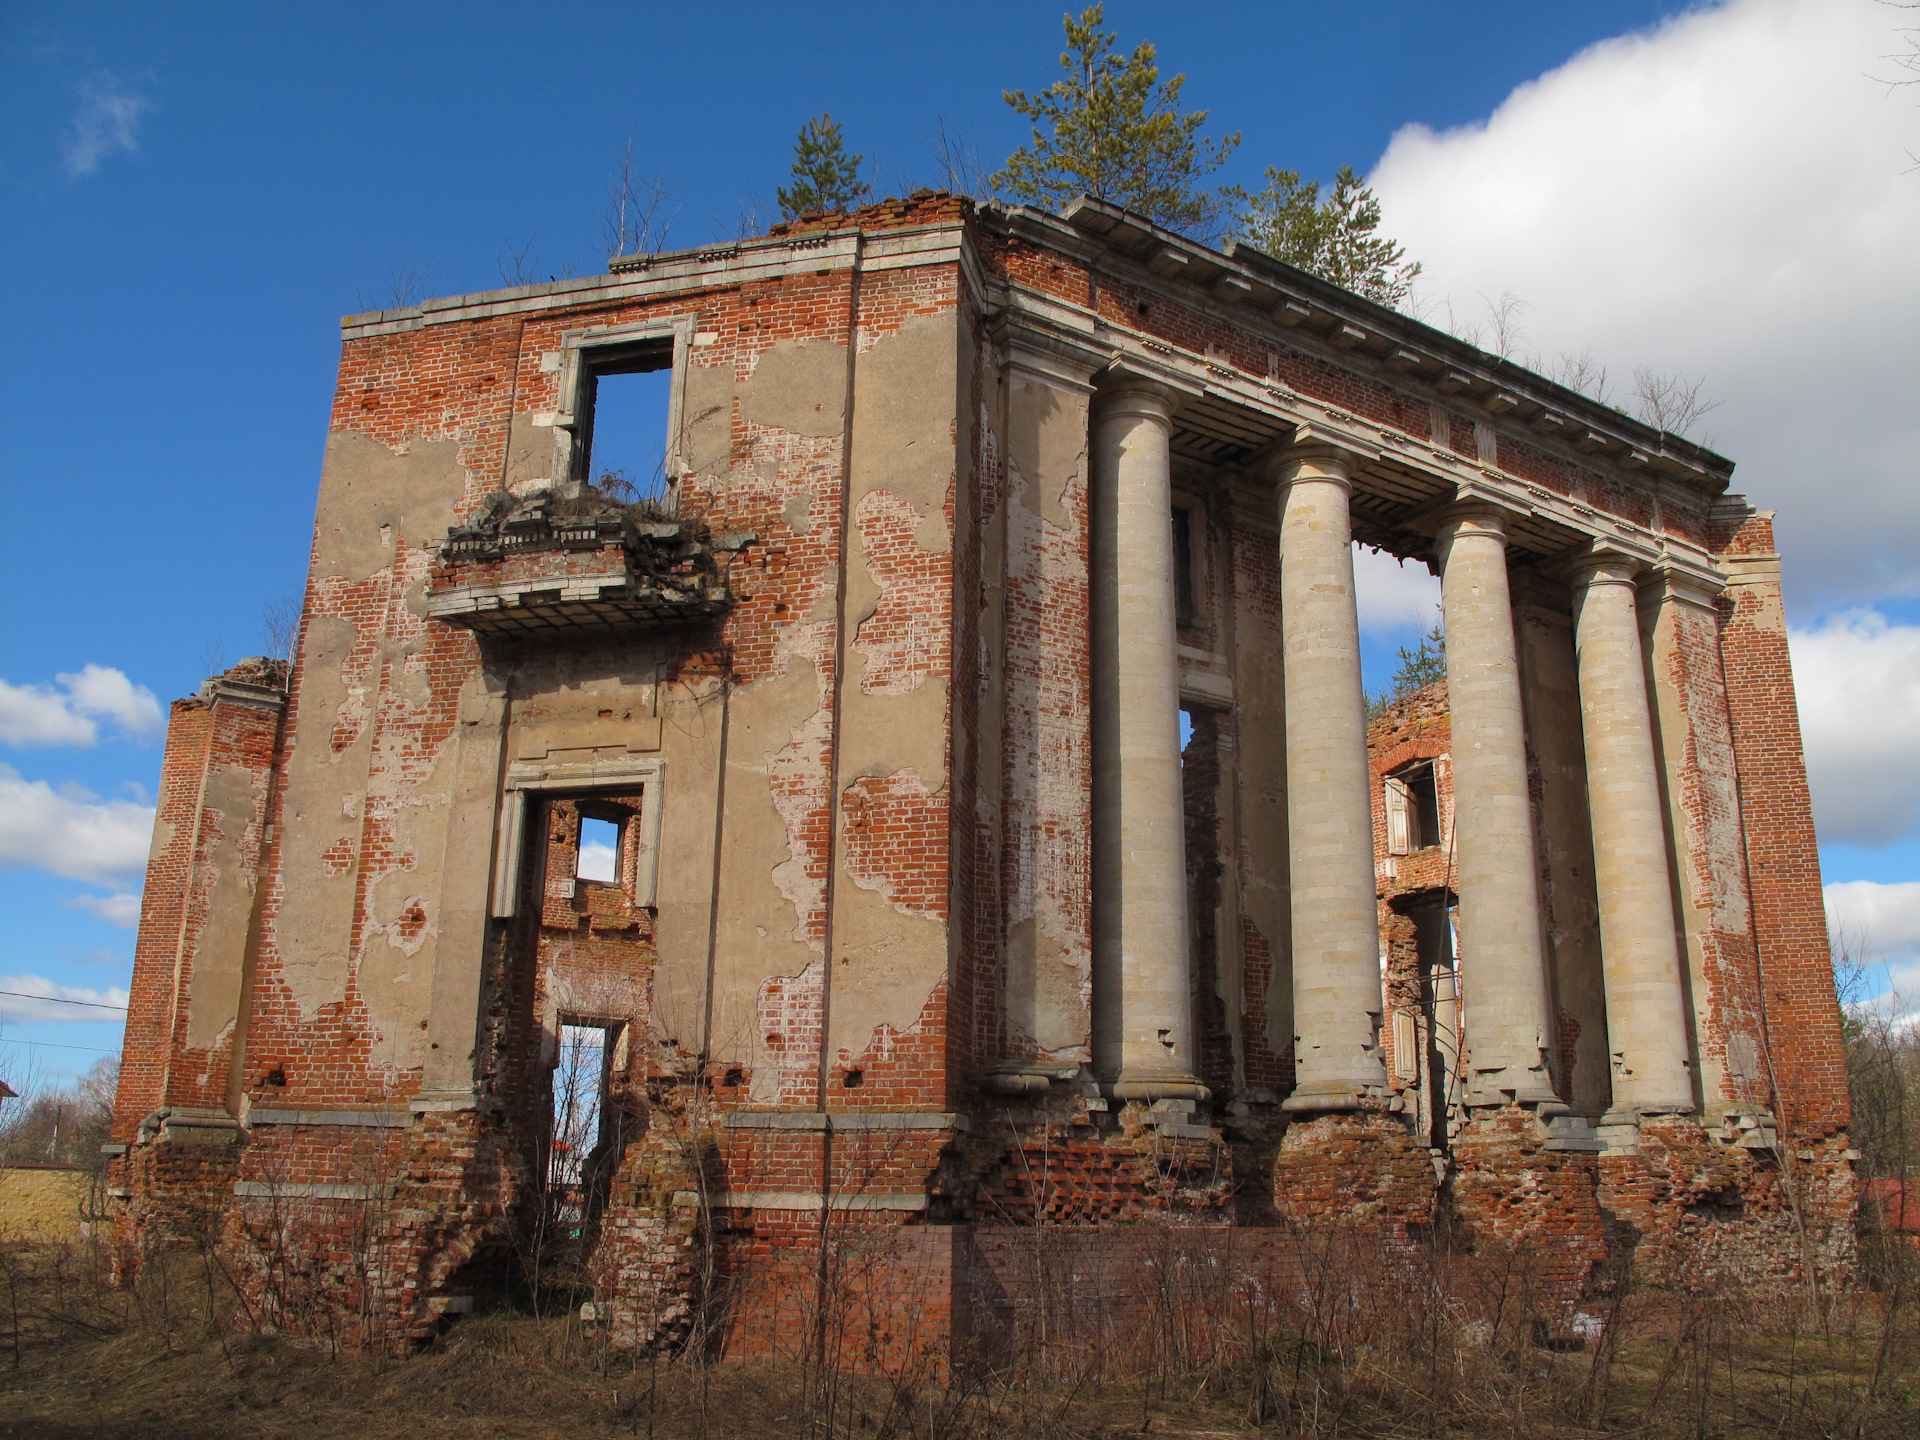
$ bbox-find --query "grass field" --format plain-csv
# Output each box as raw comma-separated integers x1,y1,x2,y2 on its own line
2,1236,1915,1439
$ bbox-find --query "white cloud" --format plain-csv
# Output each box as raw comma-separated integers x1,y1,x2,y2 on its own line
61,665,165,738
0,764,154,885
0,974,128,1026
577,841,618,882
0,680,95,746
1790,611,1920,847
1370,0,1920,618
0,665,164,747
1352,543,1442,637
62,72,151,180
67,892,143,928
1826,880,1920,1021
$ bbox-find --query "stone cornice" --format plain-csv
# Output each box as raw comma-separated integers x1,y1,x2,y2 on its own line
338,220,972,339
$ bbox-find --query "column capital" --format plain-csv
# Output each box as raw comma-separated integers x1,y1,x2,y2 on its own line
1252,432,1363,490
1432,497,1513,549
1090,369,1179,428
1562,550,1644,592
1001,338,1102,396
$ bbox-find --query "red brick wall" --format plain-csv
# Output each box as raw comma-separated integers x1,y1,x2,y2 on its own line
113,667,285,1143
115,697,213,1142
1714,512,1849,1139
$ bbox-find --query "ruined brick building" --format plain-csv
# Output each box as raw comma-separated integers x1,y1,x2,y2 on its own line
108,191,1852,1359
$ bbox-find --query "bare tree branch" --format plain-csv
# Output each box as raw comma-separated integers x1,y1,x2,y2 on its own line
1630,366,1722,437
601,142,679,260
927,118,993,201
1478,290,1529,360
497,234,538,288
260,595,302,674
1549,348,1613,404
710,190,774,243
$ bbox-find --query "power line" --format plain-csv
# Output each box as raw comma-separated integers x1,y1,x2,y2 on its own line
0,989,127,1012
0,1037,122,1055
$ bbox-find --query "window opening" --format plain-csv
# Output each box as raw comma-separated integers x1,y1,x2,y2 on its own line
576,815,621,883
549,1023,611,1224
577,349,673,505
1385,760,1443,853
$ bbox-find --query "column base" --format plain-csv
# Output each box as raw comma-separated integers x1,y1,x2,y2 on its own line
979,1061,1076,1096
1101,1068,1209,1102
158,1106,245,1146
1462,1077,1564,1111
1595,1105,1700,1158
1281,1081,1390,1115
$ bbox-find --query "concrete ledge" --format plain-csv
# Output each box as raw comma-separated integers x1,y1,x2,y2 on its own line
675,1189,929,1212
233,1181,379,1202
159,1109,243,1145
723,1110,966,1133
410,1090,487,1115
248,1108,412,1129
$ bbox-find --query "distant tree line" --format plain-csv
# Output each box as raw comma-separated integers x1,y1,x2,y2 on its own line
0,1054,117,1176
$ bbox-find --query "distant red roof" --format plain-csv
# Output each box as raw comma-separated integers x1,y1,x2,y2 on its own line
1865,1179,1920,1232
0,1080,17,1100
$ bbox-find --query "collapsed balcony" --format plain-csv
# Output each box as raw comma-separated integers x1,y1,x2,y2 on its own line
427,487,748,637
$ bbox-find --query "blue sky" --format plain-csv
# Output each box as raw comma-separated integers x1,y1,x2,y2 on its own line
3,0,1915,1082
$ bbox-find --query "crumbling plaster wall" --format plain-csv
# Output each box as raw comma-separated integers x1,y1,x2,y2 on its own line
665,269,964,1107
1712,509,1850,1144
829,299,959,1081
1641,580,1770,1124
256,423,480,1099
994,359,1094,1064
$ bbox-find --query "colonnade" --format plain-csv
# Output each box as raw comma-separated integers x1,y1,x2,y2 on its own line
1084,376,1698,1126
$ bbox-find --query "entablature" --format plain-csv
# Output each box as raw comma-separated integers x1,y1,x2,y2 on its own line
990,282,1727,593
982,196,1732,499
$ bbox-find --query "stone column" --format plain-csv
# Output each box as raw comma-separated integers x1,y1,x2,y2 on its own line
1435,502,1558,1107
1274,446,1388,1111
1568,555,1696,1118
1089,381,1201,1099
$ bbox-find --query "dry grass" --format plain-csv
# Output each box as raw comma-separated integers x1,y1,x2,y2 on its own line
2,1234,1916,1440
